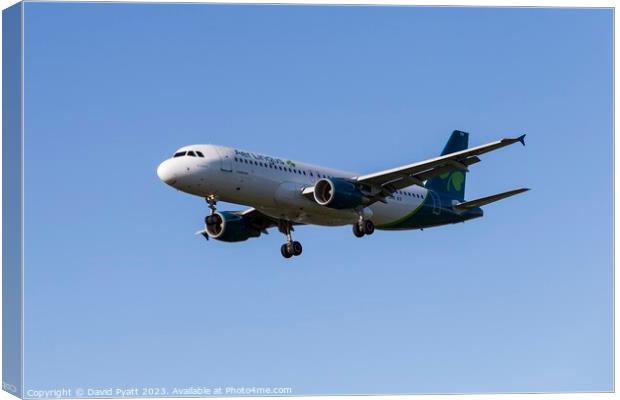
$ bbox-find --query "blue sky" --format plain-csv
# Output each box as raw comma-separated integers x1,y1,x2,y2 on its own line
22,3,612,394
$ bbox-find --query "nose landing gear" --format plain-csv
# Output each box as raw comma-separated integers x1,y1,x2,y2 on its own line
202,195,219,238
205,195,218,215
279,221,303,258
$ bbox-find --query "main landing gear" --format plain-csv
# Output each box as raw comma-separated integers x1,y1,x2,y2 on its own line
353,218,375,238
279,221,302,259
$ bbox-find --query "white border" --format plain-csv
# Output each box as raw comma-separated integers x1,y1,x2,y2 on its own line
0,1,614,400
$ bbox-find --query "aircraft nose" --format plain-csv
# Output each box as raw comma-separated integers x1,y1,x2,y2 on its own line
157,159,177,185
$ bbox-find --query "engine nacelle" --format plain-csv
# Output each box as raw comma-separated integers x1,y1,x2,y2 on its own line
205,211,261,242
313,178,366,209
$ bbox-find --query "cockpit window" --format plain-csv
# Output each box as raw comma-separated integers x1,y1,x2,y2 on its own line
173,150,205,158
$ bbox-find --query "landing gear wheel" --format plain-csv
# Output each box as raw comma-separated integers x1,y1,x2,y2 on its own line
363,220,375,235
281,244,293,259
278,220,303,258
353,223,365,238
291,241,303,256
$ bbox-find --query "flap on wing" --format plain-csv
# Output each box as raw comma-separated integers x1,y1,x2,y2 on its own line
379,156,482,193
454,188,530,210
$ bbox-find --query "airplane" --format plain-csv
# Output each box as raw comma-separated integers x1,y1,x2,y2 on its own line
157,130,528,258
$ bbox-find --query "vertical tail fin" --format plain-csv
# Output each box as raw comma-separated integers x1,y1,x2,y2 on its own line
425,130,469,202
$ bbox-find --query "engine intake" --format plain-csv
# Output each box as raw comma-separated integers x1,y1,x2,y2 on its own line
205,211,261,242
313,178,366,209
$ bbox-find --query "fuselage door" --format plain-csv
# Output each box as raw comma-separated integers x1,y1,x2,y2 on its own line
429,191,441,215
215,147,233,172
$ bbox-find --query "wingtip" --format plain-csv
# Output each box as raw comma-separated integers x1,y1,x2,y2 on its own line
518,134,526,146
195,230,209,240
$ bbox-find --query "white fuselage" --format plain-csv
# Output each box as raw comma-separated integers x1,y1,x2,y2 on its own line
157,144,431,228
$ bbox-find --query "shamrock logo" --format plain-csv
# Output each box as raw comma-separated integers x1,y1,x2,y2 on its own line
439,171,465,192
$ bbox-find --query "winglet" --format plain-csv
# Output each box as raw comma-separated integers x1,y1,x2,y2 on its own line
517,134,526,146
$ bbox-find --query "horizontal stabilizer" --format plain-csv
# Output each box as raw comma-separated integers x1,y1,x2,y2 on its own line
454,188,530,210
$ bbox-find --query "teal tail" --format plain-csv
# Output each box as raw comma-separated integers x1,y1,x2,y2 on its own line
425,130,469,202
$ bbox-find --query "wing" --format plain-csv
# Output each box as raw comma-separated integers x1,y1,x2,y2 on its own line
235,207,280,232
231,207,304,232
355,134,526,199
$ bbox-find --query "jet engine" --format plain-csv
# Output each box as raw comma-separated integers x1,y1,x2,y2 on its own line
313,178,367,209
205,211,261,242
